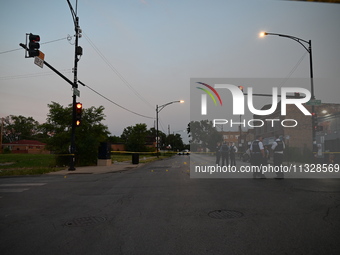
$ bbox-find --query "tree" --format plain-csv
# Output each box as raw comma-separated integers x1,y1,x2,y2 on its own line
42,102,110,165
147,127,166,150
121,123,149,152
107,135,124,144
188,120,222,152
164,134,184,151
2,115,41,143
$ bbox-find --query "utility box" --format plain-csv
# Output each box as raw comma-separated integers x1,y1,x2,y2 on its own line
98,142,111,159
97,142,112,166
132,153,139,164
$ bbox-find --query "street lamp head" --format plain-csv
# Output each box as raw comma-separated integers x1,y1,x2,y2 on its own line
259,31,267,37
179,100,184,103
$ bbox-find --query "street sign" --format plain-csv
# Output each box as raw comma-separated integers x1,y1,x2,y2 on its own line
306,99,321,106
73,88,80,97
34,51,45,68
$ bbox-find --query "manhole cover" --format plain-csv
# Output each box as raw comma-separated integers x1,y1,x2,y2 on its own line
64,216,106,227
208,210,243,219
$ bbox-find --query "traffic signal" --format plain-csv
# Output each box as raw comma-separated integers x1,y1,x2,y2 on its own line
28,33,40,57
312,112,318,131
75,102,82,126
238,86,244,92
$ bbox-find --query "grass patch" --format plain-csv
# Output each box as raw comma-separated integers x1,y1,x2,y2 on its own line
112,152,173,163
0,154,63,176
0,152,174,176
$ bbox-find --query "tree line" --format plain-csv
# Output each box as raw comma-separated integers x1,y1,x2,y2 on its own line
1,102,186,165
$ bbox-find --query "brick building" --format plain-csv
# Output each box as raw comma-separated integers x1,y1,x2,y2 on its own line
220,131,240,145
253,102,340,159
2,140,49,154
219,129,255,153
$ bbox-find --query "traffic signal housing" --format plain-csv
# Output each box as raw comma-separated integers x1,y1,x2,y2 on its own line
75,102,82,126
28,33,40,57
312,112,318,131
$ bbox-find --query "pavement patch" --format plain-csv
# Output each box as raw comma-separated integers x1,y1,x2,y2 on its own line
208,210,244,219
64,216,107,227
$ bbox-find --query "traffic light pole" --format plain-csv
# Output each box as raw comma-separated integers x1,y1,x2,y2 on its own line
69,17,79,171
19,42,79,169
67,0,82,171
19,2,82,170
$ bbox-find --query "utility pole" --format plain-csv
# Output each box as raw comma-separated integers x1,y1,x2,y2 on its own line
0,118,3,153
19,2,82,168
67,0,83,170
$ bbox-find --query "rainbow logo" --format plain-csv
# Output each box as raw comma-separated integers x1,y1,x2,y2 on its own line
196,82,223,106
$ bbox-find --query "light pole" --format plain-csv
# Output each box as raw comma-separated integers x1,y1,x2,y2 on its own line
156,100,184,157
259,31,316,144
67,0,83,170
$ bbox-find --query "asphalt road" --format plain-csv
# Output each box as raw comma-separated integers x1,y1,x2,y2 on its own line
1,155,340,255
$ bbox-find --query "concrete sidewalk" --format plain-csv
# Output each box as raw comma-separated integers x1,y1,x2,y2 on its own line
48,162,143,175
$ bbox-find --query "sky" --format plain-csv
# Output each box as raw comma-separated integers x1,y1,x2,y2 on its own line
1,0,340,143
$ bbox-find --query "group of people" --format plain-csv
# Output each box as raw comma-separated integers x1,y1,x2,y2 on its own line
215,142,238,166
250,135,285,179
215,135,285,179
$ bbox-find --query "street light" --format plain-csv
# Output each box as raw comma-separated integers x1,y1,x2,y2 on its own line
259,31,316,144
156,100,184,157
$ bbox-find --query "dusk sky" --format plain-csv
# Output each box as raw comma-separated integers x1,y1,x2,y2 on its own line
1,0,339,142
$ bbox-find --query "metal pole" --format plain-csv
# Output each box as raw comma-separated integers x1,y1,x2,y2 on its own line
263,32,316,145
69,14,80,170
155,101,183,157
309,40,316,144
156,105,159,158
0,118,3,153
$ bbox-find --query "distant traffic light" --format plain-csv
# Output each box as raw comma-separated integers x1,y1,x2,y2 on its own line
312,112,318,131
75,102,82,126
28,33,40,57
238,86,244,92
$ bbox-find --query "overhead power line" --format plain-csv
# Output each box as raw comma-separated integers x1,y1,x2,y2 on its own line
0,37,67,55
0,69,72,81
278,51,308,88
83,33,154,109
78,80,154,119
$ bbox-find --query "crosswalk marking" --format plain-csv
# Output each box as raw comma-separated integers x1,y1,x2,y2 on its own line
0,183,47,194
0,188,30,193
0,183,46,187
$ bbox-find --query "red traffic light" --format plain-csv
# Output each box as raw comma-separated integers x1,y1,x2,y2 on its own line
76,103,82,109
29,34,40,42
28,33,40,57
75,102,82,127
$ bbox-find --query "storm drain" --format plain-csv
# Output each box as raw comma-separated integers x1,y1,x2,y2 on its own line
208,210,243,219
64,216,106,227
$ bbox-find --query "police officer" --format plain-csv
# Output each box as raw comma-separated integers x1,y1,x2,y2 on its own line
220,142,230,166
229,143,238,166
215,142,221,165
250,135,266,179
271,135,285,178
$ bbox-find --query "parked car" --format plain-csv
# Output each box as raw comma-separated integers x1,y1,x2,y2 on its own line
178,149,190,155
